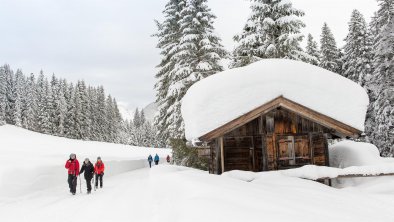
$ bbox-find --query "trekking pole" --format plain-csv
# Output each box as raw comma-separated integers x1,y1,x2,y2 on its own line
93,173,96,191
79,175,82,194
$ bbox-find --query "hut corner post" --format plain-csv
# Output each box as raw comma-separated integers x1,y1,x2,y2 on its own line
220,136,224,174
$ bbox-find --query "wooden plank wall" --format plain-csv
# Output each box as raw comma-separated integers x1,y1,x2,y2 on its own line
211,107,332,174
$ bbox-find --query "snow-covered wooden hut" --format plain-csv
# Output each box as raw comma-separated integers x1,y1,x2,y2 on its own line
182,59,369,174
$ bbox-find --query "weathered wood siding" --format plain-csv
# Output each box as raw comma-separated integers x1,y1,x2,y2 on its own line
208,107,331,174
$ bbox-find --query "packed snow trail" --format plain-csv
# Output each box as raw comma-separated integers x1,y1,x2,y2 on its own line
1,165,394,222
0,168,153,222
1,126,394,222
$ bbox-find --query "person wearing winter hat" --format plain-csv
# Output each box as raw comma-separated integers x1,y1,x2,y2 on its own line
94,157,105,189
65,153,80,195
79,158,95,194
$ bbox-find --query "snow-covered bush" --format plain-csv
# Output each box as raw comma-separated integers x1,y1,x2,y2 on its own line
170,139,208,170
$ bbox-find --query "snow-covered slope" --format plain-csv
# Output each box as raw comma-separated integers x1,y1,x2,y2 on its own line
182,59,369,140
0,125,170,198
117,102,157,123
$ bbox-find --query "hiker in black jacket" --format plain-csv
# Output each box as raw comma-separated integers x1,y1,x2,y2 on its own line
80,158,95,194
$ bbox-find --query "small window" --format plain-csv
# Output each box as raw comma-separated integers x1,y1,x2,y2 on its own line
266,115,274,133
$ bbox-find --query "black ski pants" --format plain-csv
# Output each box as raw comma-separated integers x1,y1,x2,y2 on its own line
68,174,77,194
95,173,103,188
86,177,92,192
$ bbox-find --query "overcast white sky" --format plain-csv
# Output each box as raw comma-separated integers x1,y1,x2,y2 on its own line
0,0,378,110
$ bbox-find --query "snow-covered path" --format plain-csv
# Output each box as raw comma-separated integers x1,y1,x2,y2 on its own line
1,165,394,222
1,126,394,222
0,168,153,222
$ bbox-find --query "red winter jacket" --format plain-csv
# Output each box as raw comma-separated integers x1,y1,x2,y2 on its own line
65,159,80,176
94,161,105,175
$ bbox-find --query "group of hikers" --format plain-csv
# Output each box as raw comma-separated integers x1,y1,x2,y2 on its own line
147,154,171,168
65,153,105,195
65,153,170,195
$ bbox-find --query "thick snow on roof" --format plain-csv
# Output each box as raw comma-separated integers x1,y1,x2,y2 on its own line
182,59,369,140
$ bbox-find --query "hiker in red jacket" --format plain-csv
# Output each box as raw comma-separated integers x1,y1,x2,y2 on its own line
65,153,80,195
94,157,105,189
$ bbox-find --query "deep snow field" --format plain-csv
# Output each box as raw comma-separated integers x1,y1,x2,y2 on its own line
1,125,394,222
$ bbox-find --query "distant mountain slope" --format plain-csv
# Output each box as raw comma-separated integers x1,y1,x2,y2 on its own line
118,102,158,124
118,104,134,120
142,102,158,123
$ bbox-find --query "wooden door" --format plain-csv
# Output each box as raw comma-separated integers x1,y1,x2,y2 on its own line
311,133,328,166
253,136,263,172
223,136,253,171
294,135,311,165
276,134,311,169
277,136,295,169
266,135,276,170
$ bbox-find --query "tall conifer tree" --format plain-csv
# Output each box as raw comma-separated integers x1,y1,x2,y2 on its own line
231,0,308,68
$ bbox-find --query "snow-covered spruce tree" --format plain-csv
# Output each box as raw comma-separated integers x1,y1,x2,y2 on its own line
13,69,25,127
170,0,227,137
42,78,54,134
74,80,91,140
0,66,6,125
319,23,341,73
96,86,107,142
130,108,144,146
154,0,227,142
231,0,311,68
24,74,38,130
4,65,16,125
104,95,115,142
112,98,123,143
369,15,394,156
154,0,186,144
133,108,142,128
35,71,49,133
342,10,373,86
364,0,393,154
53,77,67,136
87,86,99,141
65,83,77,139
305,34,320,66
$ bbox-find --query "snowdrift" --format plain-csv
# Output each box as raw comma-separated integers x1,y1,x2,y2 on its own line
182,59,369,140
221,140,394,186
0,125,170,198
277,141,394,181
330,140,394,188
150,165,394,222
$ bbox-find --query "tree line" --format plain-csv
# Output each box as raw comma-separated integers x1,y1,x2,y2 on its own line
0,65,163,148
154,0,393,156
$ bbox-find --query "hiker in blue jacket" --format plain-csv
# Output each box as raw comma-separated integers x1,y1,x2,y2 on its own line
154,154,160,165
148,154,153,168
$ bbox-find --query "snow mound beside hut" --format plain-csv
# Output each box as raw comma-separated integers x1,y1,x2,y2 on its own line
182,59,369,140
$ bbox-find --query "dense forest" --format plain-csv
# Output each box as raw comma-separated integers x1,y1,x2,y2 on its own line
0,65,164,148
154,0,393,157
